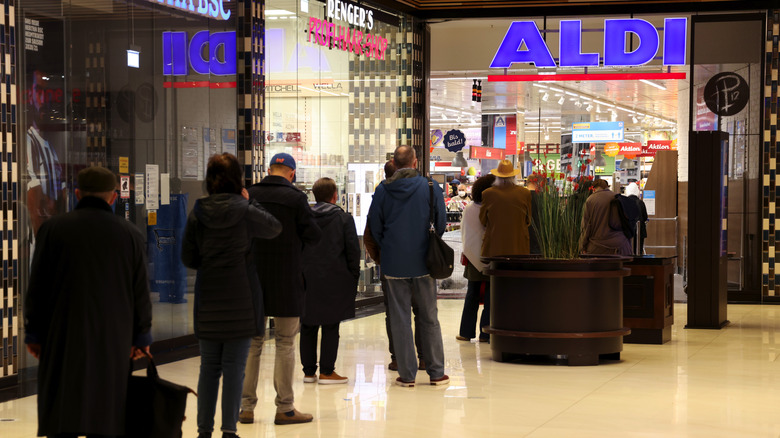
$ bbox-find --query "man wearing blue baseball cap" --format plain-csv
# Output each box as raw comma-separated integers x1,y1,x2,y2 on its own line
240,153,321,425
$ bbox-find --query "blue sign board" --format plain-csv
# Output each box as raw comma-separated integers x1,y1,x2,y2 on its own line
163,31,237,76
572,121,624,142
491,18,687,69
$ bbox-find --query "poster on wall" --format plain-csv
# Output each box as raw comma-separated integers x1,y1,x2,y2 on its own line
146,164,160,211
135,173,145,205
182,127,200,178
222,128,237,155
24,13,68,237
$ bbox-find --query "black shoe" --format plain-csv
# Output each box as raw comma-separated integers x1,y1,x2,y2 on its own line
198,434,211,438
222,434,240,438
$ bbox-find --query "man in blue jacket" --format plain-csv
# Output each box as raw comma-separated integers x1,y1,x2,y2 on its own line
368,146,449,387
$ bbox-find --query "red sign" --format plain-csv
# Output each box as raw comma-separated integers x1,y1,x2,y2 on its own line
619,142,642,158
506,116,517,155
470,146,506,160
647,140,672,151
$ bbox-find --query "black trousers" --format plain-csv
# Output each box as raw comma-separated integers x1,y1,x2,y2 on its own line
300,322,340,376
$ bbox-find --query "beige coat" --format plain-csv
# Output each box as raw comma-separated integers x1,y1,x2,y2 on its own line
479,184,532,257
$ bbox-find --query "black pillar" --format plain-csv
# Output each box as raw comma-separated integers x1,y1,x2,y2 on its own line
686,131,729,329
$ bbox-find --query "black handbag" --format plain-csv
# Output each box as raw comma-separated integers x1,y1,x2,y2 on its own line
126,354,195,438
426,179,454,279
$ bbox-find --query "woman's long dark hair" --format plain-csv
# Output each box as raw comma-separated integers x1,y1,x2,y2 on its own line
206,153,243,195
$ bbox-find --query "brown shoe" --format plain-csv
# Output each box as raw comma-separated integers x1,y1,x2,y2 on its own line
388,359,398,371
318,371,348,385
455,335,470,341
274,409,313,425
430,374,450,386
418,359,426,370
238,410,254,424
395,377,415,387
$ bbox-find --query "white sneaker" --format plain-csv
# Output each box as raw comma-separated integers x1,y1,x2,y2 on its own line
303,375,317,383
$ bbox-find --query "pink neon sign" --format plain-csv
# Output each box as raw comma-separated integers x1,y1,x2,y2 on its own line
307,17,388,60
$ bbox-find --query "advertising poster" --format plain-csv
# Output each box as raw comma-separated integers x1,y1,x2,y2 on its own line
135,173,145,205
24,13,68,237
222,128,237,155
182,127,200,178
145,164,160,211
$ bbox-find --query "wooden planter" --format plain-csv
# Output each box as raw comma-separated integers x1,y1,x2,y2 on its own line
484,255,631,366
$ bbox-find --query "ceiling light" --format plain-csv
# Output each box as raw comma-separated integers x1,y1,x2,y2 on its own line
544,133,550,141
558,96,565,105
266,9,296,15
632,115,638,124
640,79,667,90
532,83,548,89
585,104,593,112
548,86,564,93
542,93,549,102
575,101,582,107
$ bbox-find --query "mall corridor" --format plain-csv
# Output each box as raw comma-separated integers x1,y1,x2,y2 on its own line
2,300,780,438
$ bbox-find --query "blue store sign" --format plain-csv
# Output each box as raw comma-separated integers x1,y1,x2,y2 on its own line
444,129,466,152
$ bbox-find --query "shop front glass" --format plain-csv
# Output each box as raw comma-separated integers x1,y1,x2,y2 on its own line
264,0,411,300
18,0,239,384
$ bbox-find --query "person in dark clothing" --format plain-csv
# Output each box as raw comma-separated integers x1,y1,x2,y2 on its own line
25,166,153,438
300,178,360,385
182,153,281,438
525,174,543,255
368,146,449,387
364,160,426,371
624,182,648,254
241,153,321,426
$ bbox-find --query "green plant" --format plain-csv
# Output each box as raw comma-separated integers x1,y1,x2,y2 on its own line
530,171,592,260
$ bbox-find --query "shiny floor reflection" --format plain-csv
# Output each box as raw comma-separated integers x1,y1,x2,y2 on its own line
5,301,780,437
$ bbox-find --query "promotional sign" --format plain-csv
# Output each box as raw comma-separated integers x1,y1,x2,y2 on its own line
444,129,466,152
470,146,506,160
147,193,189,304
506,116,517,155
431,129,444,148
491,18,687,69
619,142,642,158
120,176,130,200
493,116,506,149
695,87,718,131
572,121,624,142
605,142,620,157
704,72,749,117
645,140,673,155
163,31,236,76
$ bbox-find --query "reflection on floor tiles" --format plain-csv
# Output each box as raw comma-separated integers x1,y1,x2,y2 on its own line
5,301,780,437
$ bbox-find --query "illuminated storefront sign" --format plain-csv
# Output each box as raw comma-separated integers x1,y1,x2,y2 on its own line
163,31,237,76
147,0,232,20
491,18,687,68
327,0,374,30
307,17,388,60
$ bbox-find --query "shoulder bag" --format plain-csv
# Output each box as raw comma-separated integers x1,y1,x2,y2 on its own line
426,178,455,279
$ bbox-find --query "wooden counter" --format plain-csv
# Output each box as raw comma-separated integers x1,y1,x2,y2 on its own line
622,256,675,344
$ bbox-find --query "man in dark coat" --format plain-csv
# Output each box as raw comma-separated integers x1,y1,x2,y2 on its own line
24,166,153,438
367,146,449,387
240,153,321,426
300,177,360,385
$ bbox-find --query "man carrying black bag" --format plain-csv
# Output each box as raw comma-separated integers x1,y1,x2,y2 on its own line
367,146,449,388
24,166,153,438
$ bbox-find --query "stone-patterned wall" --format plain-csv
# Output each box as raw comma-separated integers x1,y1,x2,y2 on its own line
237,0,264,184
764,10,780,296
86,34,107,167
1,0,18,378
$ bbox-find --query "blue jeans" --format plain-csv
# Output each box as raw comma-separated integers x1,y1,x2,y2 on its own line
459,280,491,340
385,276,445,382
197,337,251,434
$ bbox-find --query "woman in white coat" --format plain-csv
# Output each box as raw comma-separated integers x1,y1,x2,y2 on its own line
456,174,496,342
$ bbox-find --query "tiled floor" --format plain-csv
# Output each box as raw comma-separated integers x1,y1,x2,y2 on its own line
4,301,780,437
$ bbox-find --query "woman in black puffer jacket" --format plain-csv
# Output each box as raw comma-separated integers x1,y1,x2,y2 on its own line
182,153,281,438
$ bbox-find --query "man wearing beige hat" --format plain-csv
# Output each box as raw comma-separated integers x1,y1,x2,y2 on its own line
479,159,533,257
25,166,152,438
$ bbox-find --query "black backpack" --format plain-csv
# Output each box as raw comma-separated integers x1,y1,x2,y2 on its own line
613,194,640,240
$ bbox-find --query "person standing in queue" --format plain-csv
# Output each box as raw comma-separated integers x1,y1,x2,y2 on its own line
240,153,321,425
579,179,633,255
24,166,153,438
182,153,282,438
300,177,360,384
367,146,449,387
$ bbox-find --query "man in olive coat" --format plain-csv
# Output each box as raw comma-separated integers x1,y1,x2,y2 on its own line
24,166,153,437
240,153,321,425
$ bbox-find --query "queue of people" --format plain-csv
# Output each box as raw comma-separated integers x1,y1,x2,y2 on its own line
23,153,647,438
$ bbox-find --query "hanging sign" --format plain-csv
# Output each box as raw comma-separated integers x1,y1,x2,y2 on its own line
470,146,506,160
605,142,620,157
431,129,444,148
704,72,749,117
444,129,466,152
491,18,687,69
572,121,624,142
619,142,642,158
